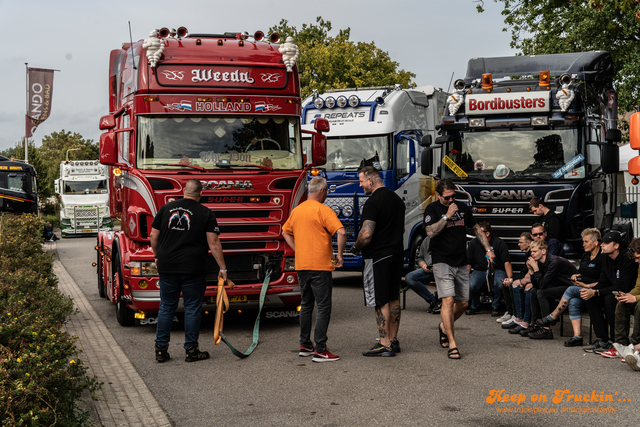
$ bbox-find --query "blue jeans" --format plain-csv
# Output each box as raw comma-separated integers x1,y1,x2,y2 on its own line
404,268,436,303
562,286,585,320
512,285,524,319
469,269,507,310
155,273,207,350
524,288,532,324
298,271,333,353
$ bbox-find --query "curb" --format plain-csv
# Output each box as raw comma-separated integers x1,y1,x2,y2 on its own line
53,256,173,426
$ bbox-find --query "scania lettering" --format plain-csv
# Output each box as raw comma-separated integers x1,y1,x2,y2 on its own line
425,52,621,267
55,160,112,237
95,28,328,326
302,85,447,269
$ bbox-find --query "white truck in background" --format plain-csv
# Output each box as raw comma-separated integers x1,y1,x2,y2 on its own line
55,160,113,237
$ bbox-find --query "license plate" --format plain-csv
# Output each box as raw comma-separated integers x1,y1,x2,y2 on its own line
82,229,94,233
206,295,248,304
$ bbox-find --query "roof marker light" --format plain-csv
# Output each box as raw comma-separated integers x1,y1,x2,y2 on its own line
539,70,551,87
482,73,493,90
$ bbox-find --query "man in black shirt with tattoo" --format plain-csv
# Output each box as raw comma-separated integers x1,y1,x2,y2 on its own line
423,178,494,360
351,166,405,357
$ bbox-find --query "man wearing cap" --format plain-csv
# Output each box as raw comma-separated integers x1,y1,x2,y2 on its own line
581,231,638,354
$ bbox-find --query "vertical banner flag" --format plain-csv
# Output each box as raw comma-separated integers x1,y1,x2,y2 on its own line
25,68,55,138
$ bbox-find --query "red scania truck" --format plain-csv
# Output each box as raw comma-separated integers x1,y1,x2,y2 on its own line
95,27,328,326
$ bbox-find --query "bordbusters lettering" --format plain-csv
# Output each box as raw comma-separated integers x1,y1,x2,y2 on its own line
479,189,536,200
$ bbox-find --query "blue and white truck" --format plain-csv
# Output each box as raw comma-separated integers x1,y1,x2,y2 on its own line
302,85,447,269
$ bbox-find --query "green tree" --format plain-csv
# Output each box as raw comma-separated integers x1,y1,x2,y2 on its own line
477,1,640,123
269,17,416,98
37,130,99,198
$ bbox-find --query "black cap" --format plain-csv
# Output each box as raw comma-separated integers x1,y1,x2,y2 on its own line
600,231,623,244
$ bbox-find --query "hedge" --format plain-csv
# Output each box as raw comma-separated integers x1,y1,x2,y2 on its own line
0,213,99,426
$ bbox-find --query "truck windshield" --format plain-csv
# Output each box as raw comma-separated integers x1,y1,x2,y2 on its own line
307,135,391,171
442,128,583,181
63,180,108,195
137,115,303,170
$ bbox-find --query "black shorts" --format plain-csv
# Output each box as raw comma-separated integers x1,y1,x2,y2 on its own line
362,254,403,307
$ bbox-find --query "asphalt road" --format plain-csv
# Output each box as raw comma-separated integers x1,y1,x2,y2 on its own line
57,236,639,426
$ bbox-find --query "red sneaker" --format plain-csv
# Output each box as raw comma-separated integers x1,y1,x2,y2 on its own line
299,345,314,357
312,349,340,363
601,348,619,358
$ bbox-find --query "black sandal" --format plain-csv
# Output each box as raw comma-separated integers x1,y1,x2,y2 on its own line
447,347,461,359
439,323,449,348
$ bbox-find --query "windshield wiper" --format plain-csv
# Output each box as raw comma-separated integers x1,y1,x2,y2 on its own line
236,164,273,171
152,163,208,172
168,163,207,172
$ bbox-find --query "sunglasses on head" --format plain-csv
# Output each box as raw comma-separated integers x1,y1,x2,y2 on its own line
441,195,455,201
531,232,544,237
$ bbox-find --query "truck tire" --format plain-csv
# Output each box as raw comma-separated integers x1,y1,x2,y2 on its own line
114,252,135,327
408,233,424,271
97,249,106,299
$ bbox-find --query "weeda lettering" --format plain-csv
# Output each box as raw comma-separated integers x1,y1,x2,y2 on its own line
192,69,255,84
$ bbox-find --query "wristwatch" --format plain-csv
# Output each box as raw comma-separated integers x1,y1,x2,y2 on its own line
442,215,448,221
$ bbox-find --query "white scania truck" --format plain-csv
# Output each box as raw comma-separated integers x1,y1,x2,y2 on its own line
55,160,113,237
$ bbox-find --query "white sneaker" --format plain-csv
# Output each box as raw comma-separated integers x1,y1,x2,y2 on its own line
497,312,511,323
501,315,516,325
613,343,635,359
624,352,640,371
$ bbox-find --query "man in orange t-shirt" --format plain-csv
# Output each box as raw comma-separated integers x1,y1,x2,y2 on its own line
283,176,346,362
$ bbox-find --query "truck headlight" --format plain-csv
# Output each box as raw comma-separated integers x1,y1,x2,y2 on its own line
284,258,296,271
129,261,158,276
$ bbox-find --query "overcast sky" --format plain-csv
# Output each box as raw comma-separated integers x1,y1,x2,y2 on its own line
0,0,515,154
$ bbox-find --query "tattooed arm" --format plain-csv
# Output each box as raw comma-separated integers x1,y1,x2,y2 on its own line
351,220,376,256
424,217,448,239
472,223,496,263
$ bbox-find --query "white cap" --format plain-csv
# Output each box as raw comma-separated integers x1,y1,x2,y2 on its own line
493,164,510,179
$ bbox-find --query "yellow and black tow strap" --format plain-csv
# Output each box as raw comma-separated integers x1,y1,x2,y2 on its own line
214,271,271,359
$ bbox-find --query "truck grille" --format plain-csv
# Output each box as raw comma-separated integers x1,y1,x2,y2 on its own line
324,195,369,246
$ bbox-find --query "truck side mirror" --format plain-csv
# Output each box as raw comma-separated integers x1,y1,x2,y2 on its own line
311,133,327,166
435,135,453,144
314,117,330,132
421,148,432,175
420,135,432,147
308,118,329,166
601,144,619,174
54,179,60,195
99,114,116,130
100,131,118,166
605,129,622,143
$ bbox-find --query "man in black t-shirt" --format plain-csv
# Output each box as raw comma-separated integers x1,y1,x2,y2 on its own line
529,197,562,241
351,166,405,357
150,179,227,363
424,178,494,360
